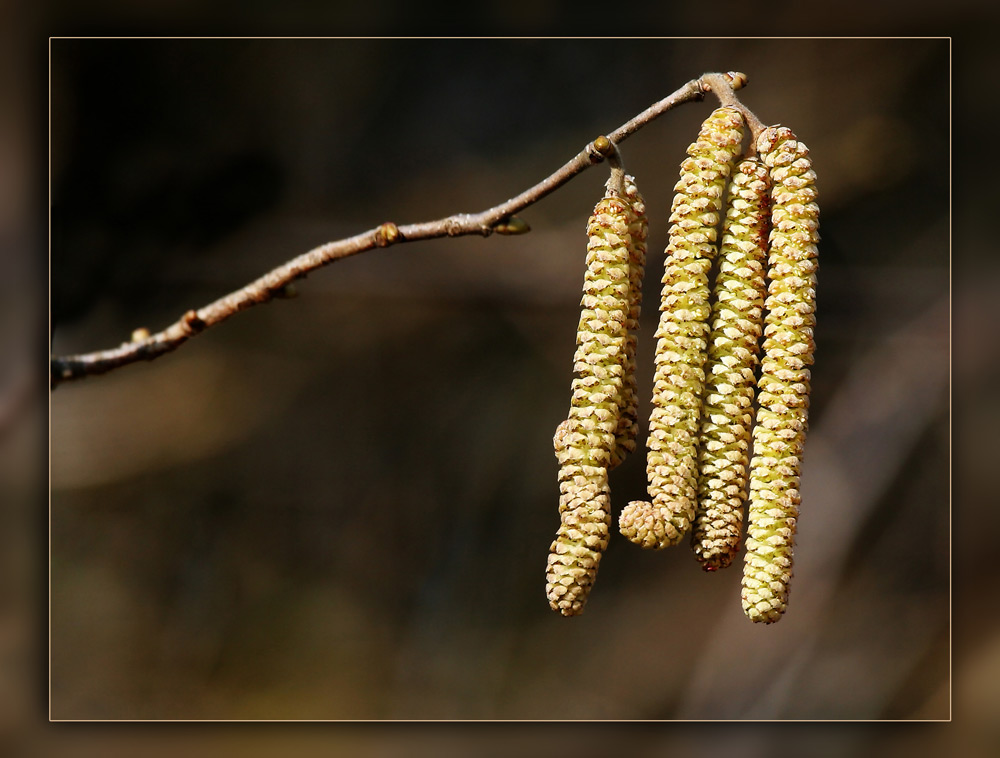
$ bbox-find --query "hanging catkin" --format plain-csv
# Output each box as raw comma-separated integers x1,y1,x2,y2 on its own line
547,189,636,615
619,107,745,549
741,126,819,623
691,157,770,570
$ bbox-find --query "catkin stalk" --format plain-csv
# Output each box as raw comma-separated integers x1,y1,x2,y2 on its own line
741,126,819,623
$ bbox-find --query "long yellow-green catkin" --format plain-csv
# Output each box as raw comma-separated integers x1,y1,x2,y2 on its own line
619,107,745,549
691,158,770,571
609,175,648,469
547,194,634,615
742,126,819,623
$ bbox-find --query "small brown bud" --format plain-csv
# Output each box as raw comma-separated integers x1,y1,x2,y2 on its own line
723,72,748,90
374,222,401,247
592,135,613,157
182,310,206,332
493,215,531,235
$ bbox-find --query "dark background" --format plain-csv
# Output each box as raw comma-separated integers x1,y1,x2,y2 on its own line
46,38,949,722
0,18,991,757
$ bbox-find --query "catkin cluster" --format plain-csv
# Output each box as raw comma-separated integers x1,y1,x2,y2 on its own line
546,86,818,625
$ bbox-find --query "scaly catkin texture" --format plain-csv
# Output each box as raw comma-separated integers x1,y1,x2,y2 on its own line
609,175,649,469
742,126,819,623
691,158,770,571
547,194,635,615
619,107,745,549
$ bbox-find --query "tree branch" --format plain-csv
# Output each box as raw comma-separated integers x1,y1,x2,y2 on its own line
50,71,750,388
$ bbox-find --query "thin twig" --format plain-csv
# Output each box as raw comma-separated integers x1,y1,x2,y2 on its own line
51,71,750,388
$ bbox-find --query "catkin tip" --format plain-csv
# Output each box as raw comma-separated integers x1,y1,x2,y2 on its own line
618,500,689,549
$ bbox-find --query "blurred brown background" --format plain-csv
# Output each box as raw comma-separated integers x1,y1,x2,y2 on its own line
46,38,950,723
1,21,992,757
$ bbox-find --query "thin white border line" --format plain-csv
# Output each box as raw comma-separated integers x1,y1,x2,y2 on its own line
47,35,953,724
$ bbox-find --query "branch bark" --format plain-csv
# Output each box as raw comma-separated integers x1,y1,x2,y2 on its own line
51,71,752,388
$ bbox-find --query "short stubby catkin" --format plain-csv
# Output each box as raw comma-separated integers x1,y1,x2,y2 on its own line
547,194,635,615
742,126,819,623
609,175,649,470
619,107,745,549
691,158,770,571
